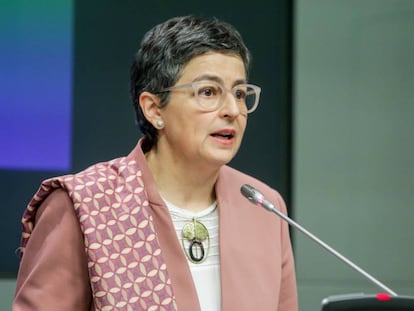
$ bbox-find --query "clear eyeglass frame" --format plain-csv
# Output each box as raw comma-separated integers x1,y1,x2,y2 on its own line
156,80,261,114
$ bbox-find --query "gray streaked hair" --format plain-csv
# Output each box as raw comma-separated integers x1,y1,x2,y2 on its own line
130,15,251,152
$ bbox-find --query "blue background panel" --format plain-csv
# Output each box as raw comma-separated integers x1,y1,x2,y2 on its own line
0,0,73,170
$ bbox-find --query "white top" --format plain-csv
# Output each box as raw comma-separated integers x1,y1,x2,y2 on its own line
164,199,221,311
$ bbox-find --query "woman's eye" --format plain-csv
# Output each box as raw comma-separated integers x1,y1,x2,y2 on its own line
235,89,247,100
199,86,218,97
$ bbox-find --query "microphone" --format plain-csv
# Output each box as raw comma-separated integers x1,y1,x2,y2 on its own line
240,184,398,297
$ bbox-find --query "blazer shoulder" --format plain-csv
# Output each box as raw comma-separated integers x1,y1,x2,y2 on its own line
219,165,286,213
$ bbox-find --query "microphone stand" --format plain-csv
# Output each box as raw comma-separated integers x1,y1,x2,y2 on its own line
240,184,398,297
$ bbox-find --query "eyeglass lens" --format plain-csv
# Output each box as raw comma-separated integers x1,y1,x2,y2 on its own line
194,81,258,113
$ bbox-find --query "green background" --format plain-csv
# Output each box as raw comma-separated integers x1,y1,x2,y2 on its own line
293,0,414,309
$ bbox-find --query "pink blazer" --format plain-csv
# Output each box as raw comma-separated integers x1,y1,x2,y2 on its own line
13,140,298,311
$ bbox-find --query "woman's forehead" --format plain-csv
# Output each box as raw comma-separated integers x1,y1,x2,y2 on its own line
178,52,246,83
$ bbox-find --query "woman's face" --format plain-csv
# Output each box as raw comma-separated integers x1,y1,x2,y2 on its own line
158,52,248,169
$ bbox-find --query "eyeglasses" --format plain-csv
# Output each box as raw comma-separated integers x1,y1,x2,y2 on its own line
156,80,261,114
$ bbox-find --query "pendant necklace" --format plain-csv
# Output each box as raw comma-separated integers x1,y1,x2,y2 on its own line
181,217,210,263
165,199,217,264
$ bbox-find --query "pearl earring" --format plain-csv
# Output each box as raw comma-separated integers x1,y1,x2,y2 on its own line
156,120,164,129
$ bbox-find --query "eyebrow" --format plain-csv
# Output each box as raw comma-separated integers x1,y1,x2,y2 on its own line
193,74,247,87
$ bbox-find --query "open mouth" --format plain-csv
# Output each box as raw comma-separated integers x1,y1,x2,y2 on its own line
210,130,235,140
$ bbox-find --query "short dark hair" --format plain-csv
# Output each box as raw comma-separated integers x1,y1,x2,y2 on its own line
130,15,251,152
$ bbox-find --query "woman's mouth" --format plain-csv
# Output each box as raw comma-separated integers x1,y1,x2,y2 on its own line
210,129,236,144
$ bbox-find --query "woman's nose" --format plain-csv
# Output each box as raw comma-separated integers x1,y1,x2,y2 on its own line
218,91,245,118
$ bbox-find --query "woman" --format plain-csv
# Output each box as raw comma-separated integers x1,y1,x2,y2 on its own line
14,16,298,310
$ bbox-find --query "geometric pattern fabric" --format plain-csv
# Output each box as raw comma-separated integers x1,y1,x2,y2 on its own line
20,157,178,310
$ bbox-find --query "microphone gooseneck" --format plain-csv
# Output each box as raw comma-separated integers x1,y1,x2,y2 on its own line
240,184,398,297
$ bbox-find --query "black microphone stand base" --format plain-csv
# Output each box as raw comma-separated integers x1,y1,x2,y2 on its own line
321,293,414,310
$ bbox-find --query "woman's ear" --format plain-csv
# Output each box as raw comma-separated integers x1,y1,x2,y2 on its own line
139,91,163,128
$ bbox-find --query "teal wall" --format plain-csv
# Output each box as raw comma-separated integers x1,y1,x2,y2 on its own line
293,0,414,309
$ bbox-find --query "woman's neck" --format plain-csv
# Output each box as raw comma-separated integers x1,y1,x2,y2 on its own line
145,148,219,212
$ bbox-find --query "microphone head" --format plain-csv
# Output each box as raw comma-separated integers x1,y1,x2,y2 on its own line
240,184,264,205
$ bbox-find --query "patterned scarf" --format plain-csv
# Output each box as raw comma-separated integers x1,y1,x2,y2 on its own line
20,157,177,310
